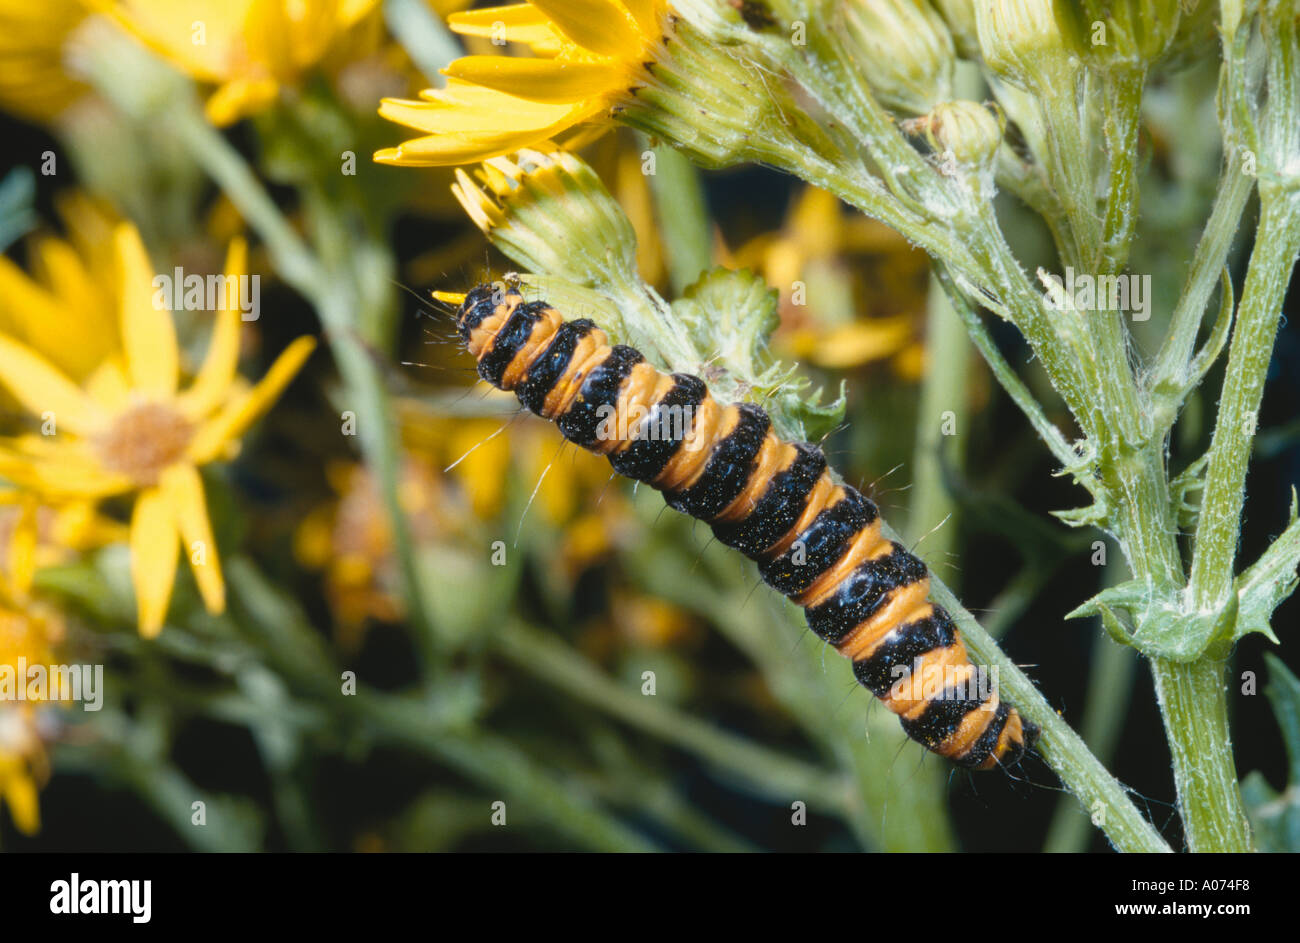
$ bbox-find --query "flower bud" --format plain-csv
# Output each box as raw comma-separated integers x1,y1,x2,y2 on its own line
974,0,1074,92
903,99,1004,198
1052,0,1186,67
619,16,785,169
838,0,956,113
451,149,641,288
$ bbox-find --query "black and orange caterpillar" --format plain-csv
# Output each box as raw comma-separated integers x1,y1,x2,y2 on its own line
454,284,1038,769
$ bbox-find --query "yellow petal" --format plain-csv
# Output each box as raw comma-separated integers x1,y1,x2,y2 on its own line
0,760,40,835
811,318,913,368
379,85,579,132
443,57,620,104
622,0,662,35
84,359,132,413
188,336,316,463
6,497,37,597
160,463,225,614
130,486,179,638
0,253,107,379
0,335,104,435
375,103,598,166
178,238,246,420
115,224,179,398
93,0,243,83
26,236,118,379
527,0,643,56
448,4,551,32
447,4,562,49
205,77,281,126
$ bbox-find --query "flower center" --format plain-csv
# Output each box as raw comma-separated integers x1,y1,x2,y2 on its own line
94,402,195,485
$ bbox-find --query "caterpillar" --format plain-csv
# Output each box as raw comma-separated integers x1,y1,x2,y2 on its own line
451,283,1038,770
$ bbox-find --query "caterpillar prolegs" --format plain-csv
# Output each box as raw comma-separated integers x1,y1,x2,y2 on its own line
455,284,1038,770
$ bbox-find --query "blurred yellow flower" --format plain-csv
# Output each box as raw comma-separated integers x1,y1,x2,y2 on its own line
0,197,123,384
0,600,63,835
0,223,315,636
0,0,90,124
295,456,447,641
375,0,668,166
98,0,382,126
728,186,930,379
0,493,124,599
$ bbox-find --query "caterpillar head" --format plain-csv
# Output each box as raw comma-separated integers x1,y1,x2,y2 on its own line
457,282,527,347
997,715,1040,769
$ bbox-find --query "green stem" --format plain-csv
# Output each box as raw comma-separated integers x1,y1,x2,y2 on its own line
627,518,955,851
644,140,713,294
908,277,969,575
375,724,661,852
1099,66,1146,275
1035,76,1101,269
229,556,657,851
1045,564,1139,853
495,621,850,811
166,106,442,670
1188,195,1300,610
1150,657,1251,852
1149,161,1253,399
904,523,1171,852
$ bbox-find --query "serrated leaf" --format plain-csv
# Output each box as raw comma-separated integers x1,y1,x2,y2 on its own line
1066,579,1232,660
668,267,845,441
1231,489,1300,646
1097,601,1136,646
670,267,779,375
1169,452,1209,531
1051,499,1109,528
1065,579,1151,621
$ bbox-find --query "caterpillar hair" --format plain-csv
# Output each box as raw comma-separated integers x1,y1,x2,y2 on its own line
452,284,1039,770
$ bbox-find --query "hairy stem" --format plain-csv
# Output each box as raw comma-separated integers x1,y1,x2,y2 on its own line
1150,657,1251,852
1189,195,1300,610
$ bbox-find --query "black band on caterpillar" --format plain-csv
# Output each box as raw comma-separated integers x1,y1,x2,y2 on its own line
608,374,708,483
711,443,827,556
758,489,876,597
663,403,770,519
457,286,1038,771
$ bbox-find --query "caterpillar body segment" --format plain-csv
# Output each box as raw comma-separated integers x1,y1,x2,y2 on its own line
457,285,1038,770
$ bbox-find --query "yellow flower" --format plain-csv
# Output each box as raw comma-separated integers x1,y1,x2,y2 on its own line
0,492,124,599
98,0,382,126
0,0,90,124
375,0,668,166
0,600,64,835
727,186,929,377
295,456,448,641
0,195,123,384
0,223,315,636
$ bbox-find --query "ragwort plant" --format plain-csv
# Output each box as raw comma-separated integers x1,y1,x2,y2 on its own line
375,0,1300,853
54,0,1298,852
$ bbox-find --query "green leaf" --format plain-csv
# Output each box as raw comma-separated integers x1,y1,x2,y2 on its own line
1064,578,1151,623
670,267,846,441
0,167,35,252
1231,489,1300,646
670,267,779,374
1051,498,1109,529
1066,578,1235,660
1242,655,1300,852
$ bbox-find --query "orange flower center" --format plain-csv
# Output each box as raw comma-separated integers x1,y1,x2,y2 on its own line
94,402,194,485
